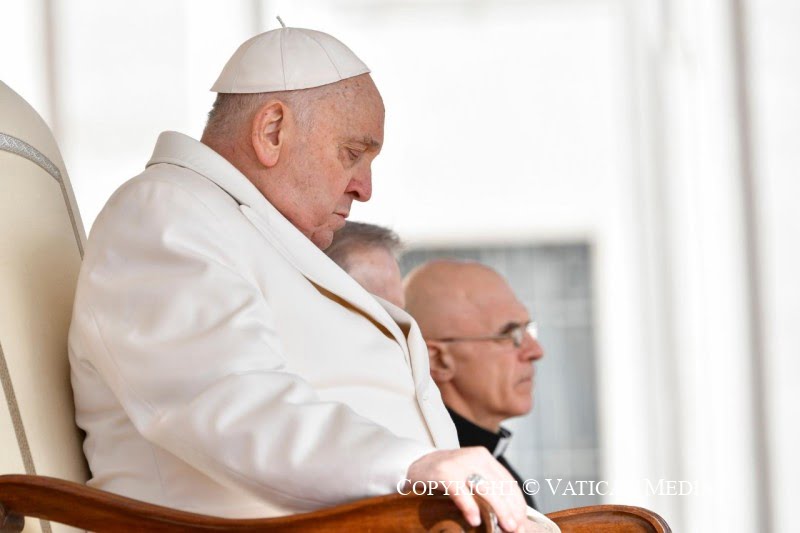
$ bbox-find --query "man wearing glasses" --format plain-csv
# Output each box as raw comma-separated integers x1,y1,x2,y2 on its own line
404,260,544,508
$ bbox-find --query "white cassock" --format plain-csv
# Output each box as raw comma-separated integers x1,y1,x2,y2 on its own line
68,131,460,518
68,131,561,532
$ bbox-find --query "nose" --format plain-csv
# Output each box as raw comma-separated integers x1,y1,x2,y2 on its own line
347,168,372,202
520,333,544,362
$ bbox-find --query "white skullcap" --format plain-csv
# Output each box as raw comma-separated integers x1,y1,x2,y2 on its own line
211,27,370,93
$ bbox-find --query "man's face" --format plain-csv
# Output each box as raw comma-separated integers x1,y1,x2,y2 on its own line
345,246,405,308
275,75,384,249
446,279,544,427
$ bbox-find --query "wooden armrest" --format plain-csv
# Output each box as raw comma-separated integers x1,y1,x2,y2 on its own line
547,504,671,532
0,474,498,532
1,475,672,532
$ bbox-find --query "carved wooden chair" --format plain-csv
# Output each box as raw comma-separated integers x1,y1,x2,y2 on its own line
0,80,670,532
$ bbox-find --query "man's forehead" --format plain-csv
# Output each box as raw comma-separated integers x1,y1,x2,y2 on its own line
332,83,385,147
405,260,528,334
469,284,528,322
460,266,514,297
343,135,382,149
346,244,396,267
448,270,527,324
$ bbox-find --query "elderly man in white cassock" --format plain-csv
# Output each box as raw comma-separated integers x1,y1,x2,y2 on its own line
68,26,558,532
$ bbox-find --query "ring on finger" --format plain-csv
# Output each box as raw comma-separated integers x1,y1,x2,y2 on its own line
466,472,485,487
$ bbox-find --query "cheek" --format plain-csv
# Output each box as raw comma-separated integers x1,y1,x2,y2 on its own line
500,361,526,394
300,169,346,219
468,361,505,397
508,374,534,410
315,162,351,204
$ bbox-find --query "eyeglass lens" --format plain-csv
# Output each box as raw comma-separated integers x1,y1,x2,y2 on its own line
511,322,538,347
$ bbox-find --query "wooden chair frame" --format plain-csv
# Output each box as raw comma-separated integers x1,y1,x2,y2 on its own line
0,474,670,532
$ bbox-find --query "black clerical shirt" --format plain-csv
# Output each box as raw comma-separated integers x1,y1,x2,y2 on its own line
447,407,536,509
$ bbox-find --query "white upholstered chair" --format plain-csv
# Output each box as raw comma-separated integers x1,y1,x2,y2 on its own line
0,81,88,533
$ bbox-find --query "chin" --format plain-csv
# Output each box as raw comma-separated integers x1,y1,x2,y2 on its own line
511,398,533,417
314,231,335,250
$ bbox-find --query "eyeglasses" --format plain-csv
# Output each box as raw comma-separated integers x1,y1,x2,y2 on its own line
433,321,538,349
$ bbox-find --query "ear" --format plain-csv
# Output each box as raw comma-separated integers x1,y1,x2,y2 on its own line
251,100,287,168
427,341,457,384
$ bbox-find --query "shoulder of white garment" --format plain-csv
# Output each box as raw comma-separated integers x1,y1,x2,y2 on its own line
74,190,440,511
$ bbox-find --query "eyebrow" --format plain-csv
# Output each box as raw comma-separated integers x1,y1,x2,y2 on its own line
352,136,381,150
497,321,526,335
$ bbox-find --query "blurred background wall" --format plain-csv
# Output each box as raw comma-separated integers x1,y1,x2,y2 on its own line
1,0,797,531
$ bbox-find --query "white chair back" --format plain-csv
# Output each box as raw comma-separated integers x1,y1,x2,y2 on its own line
0,81,89,532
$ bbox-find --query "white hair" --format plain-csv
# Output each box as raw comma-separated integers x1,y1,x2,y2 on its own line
202,83,343,141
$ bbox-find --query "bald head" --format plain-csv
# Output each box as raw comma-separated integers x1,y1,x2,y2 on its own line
405,259,543,431
404,260,514,339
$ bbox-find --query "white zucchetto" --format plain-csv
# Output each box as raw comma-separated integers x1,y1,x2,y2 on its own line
211,27,370,93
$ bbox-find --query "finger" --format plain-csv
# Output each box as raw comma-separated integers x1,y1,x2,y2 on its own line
468,478,515,533
480,491,517,532
483,461,527,526
506,486,527,527
464,453,523,529
504,482,527,527
449,492,482,528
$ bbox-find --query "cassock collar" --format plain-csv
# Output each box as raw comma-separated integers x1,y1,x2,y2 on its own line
447,408,512,458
